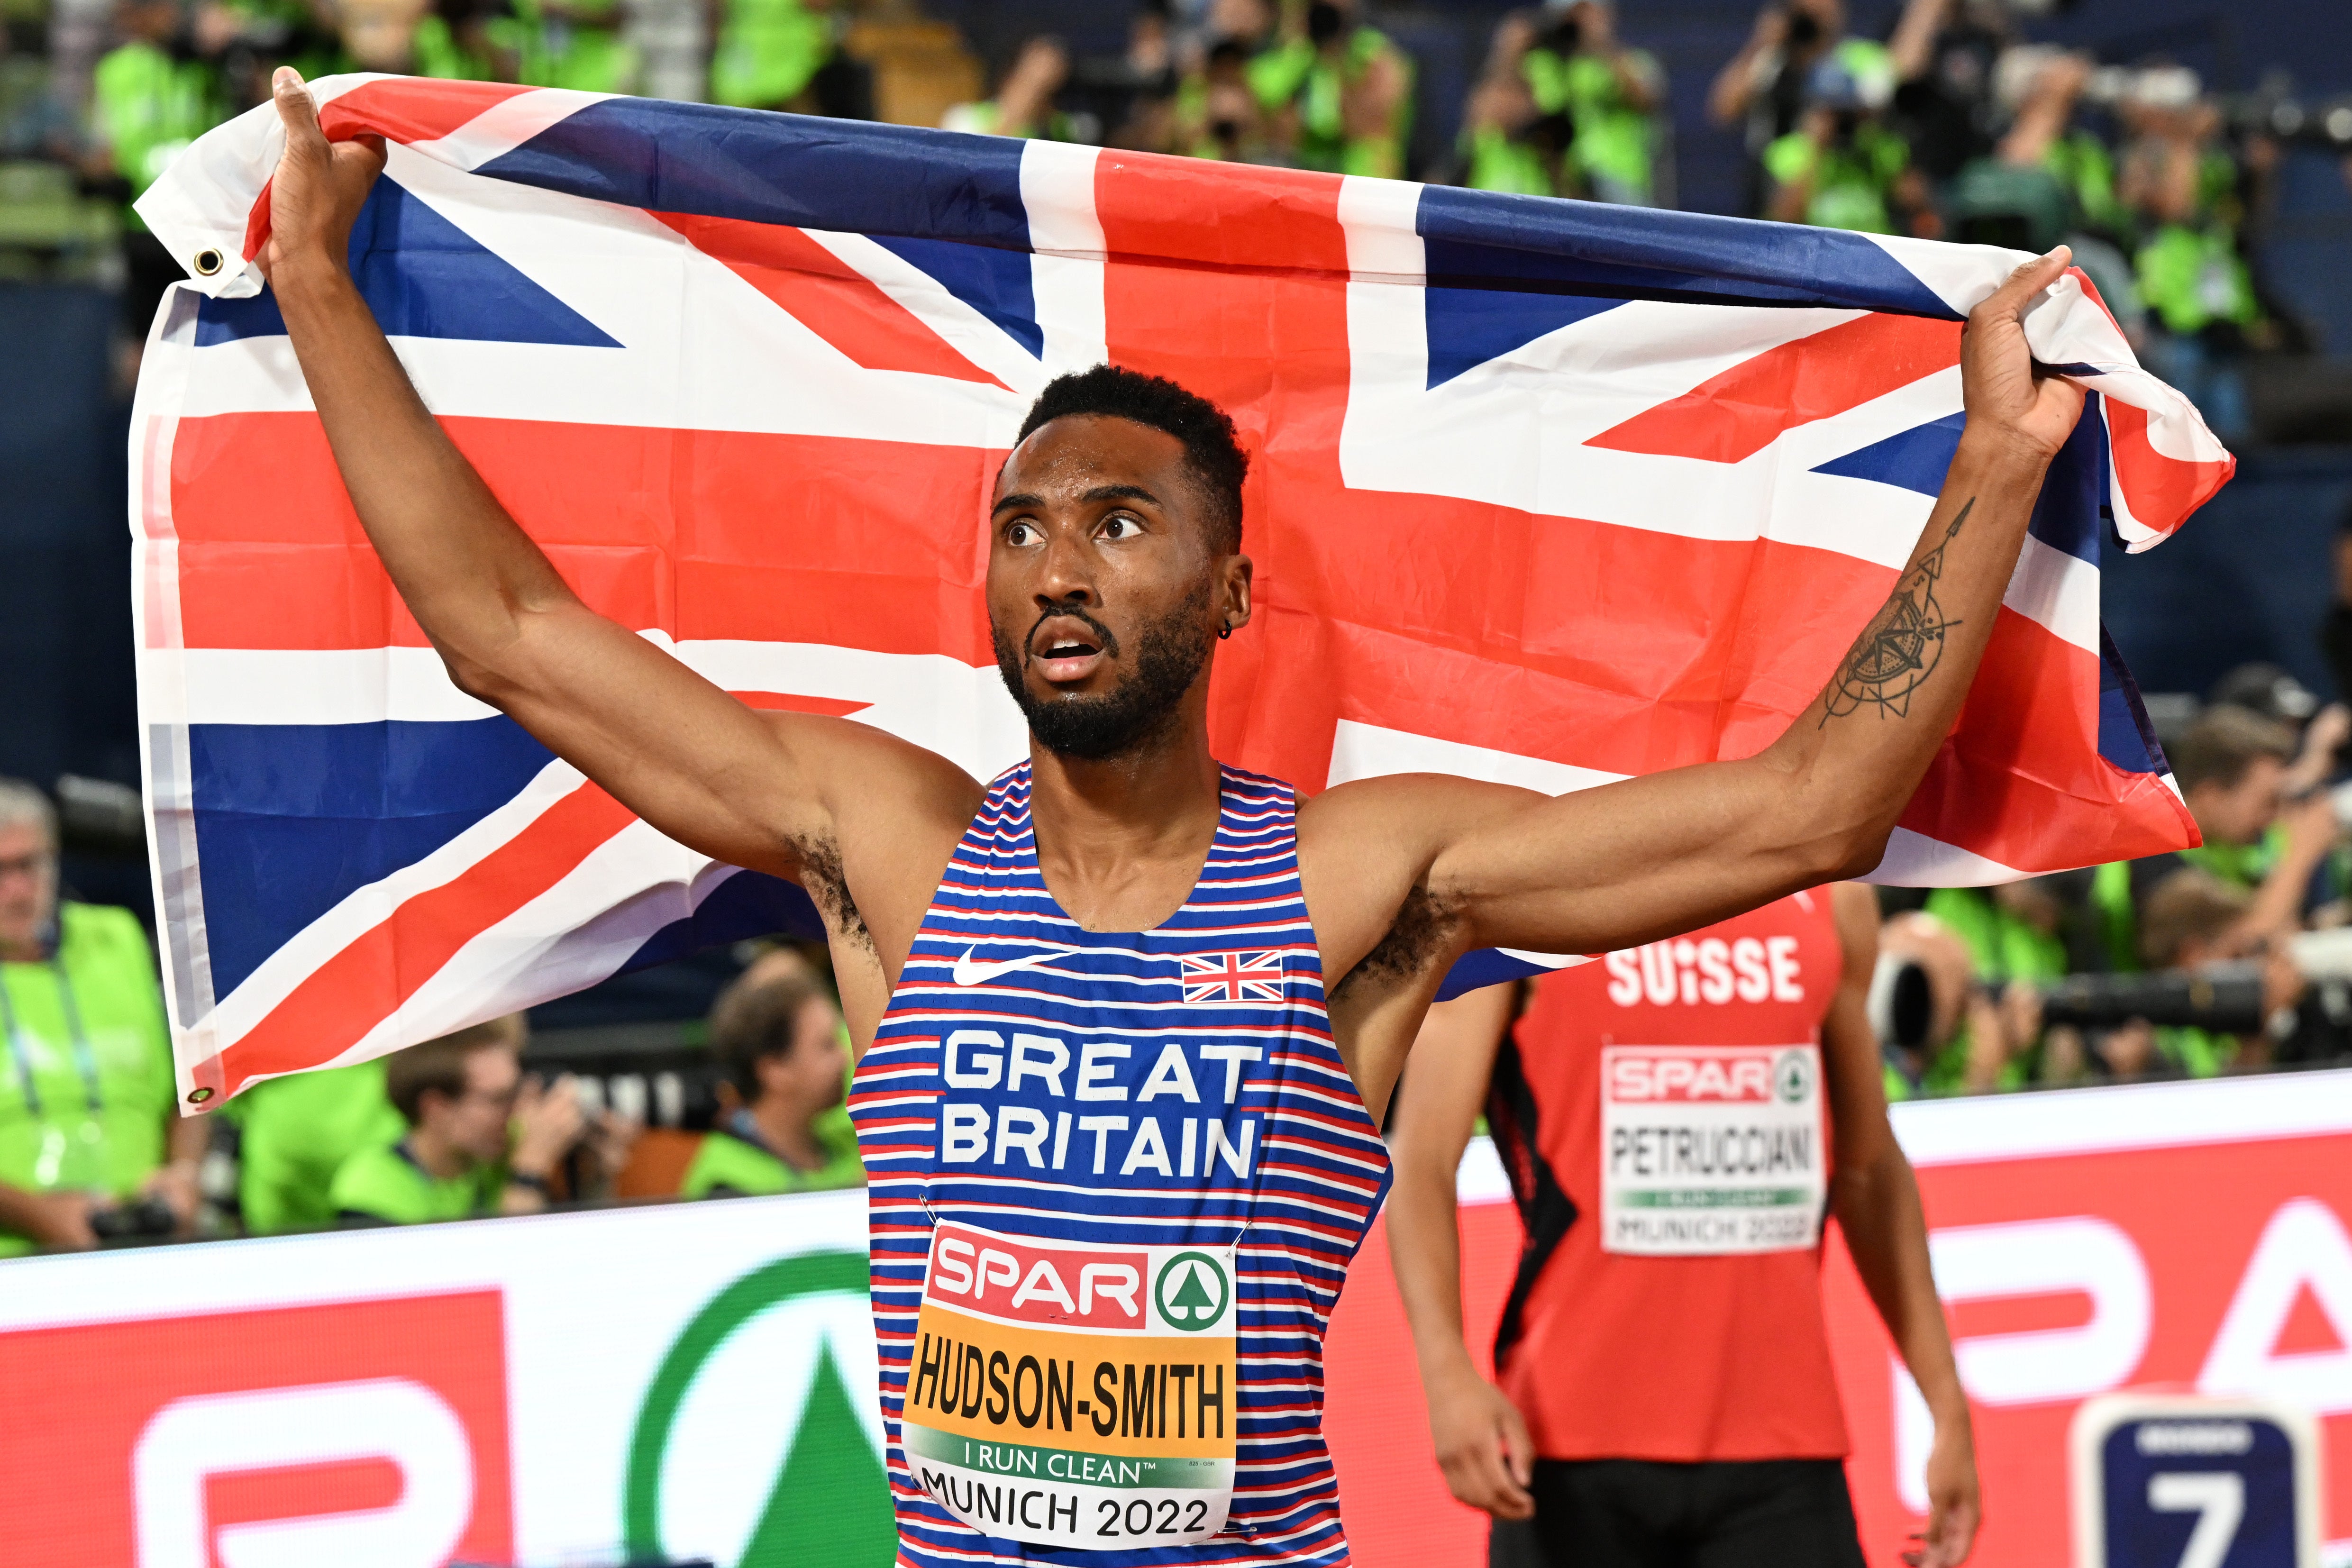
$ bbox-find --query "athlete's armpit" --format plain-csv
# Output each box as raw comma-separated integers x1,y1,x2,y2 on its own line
793,832,876,955
1332,884,1463,1002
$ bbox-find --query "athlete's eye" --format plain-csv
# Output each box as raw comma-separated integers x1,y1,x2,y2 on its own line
1100,515,1140,540
1004,520,1039,547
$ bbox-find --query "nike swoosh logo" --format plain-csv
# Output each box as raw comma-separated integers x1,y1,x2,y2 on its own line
951,946,1079,987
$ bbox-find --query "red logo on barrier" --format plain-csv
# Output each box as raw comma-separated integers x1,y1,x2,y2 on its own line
0,1290,514,1567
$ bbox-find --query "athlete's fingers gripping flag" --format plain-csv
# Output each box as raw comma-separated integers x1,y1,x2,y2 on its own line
132,75,2225,1104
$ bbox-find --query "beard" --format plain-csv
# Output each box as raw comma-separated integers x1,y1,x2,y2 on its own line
992,580,1214,761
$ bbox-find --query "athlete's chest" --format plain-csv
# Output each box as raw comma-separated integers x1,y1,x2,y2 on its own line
871,928,1324,1190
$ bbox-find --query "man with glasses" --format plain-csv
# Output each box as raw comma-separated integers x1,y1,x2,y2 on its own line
329,1015,629,1224
0,777,201,1254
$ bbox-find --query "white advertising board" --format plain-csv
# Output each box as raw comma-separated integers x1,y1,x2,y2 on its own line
0,1191,884,1568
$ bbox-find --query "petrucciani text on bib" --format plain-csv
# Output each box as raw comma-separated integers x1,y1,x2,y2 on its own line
1599,1043,1826,1255
902,1219,1239,1550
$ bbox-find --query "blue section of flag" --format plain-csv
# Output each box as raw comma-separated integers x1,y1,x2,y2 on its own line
2098,623,2169,778
2025,392,2105,564
871,234,1043,359
195,179,619,347
1811,411,1965,496
1436,947,1571,1002
614,868,826,977
188,717,558,998
1425,287,1622,389
474,99,1035,251
1416,186,1959,319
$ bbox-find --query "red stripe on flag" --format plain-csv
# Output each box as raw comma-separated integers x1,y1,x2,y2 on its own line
1896,603,2200,869
730,692,870,716
1585,313,1961,464
169,411,1000,662
207,780,637,1095
655,213,1010,390
317,78,535,145
2106,395,2234,537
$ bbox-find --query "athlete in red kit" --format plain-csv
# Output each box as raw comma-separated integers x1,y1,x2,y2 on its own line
1388,886,1977,1567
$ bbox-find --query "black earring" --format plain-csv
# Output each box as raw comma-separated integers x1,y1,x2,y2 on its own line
1218,622,1233,640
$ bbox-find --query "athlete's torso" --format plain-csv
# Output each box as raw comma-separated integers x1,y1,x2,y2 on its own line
1489,889,1849,1462
849,762,1392,1566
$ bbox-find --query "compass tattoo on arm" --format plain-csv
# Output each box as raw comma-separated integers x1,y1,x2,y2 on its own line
1821,499,1972,724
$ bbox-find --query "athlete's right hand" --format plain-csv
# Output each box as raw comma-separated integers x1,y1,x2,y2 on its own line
262,67,385,283
1426,1369,1535,1521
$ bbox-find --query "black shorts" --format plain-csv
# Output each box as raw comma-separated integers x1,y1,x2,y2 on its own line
1489,1458,1868,1568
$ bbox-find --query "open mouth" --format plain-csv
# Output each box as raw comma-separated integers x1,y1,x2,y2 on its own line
1030,612,1115,684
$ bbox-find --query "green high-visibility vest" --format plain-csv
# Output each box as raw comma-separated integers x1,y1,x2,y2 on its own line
329,1139,505,1225
1763,120,1909,235
90,42,223,228
234,1058,405,1234
0,903,177,1257
1522,47,1660,205
680,1106,864,1198
709,0,831,109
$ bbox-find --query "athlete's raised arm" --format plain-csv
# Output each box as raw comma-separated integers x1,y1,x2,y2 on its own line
1307,246,2086,1002
259,72,977,965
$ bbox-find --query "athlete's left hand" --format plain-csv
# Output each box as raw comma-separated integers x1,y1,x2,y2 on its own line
1905,1414,1981,1566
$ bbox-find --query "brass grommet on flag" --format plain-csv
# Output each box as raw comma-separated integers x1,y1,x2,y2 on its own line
192,249,224,276
185,1086,214,1104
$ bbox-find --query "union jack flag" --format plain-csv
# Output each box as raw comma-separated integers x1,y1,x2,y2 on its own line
1179,951,1290,1006
133,76,2228,1103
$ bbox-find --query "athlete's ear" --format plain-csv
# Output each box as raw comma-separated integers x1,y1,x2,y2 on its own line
1218,553,1253,637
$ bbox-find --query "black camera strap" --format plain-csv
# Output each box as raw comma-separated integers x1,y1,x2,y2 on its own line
0,960,103,1119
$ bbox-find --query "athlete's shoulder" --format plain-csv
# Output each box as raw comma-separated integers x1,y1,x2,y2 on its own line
774,708,987,827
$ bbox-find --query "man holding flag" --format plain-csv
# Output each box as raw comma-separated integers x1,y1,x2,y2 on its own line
254,55,2080,1565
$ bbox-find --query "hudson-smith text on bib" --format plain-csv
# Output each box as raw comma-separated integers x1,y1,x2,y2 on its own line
1600,1044,1825,1255
903,1220,1238,1550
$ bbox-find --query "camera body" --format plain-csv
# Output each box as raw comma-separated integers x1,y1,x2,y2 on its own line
89,1194,180,1245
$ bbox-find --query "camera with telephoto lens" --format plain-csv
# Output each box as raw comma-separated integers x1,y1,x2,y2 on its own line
2035,966,2268,1035
88,1194,179,1245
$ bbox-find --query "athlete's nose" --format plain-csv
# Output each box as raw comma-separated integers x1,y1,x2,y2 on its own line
1032,524,1099,608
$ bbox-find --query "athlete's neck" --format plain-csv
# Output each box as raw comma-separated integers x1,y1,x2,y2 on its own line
1025,688,1224,934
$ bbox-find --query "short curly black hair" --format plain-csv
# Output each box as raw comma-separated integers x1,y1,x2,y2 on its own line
1015,365,1249,552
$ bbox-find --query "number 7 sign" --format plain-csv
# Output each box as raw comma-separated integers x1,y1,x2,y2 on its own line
2071,1393,2322,1568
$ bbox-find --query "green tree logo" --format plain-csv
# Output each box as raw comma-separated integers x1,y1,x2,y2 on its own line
623,1252,896,1567
1155,1252,1230,1331
1774,1048,1814,1105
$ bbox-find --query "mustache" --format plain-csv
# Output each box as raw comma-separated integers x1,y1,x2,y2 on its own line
1027,599,1122,659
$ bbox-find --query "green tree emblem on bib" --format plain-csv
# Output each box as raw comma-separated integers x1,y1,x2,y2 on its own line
1774,1048,1814,1104
1157,1251,1230,1330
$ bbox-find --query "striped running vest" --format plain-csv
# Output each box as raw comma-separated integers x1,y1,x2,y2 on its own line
849,762,1392,1566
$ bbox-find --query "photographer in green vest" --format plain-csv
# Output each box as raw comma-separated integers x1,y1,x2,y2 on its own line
0,779,203,1256
680,949,862,1199
1521,0,1665,205
331,1015,635,1224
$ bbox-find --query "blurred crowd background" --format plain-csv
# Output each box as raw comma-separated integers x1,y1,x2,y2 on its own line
4,0,2352,1250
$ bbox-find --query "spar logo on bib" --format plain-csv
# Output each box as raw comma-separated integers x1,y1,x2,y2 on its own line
622,1251,893,1568
1156,1253,1230,1331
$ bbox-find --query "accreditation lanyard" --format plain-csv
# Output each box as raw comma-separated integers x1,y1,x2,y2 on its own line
0,960,101,1118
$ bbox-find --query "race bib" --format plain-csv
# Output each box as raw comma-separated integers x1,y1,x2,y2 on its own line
901,1220,1238,1550
1600,1044,1826,1255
